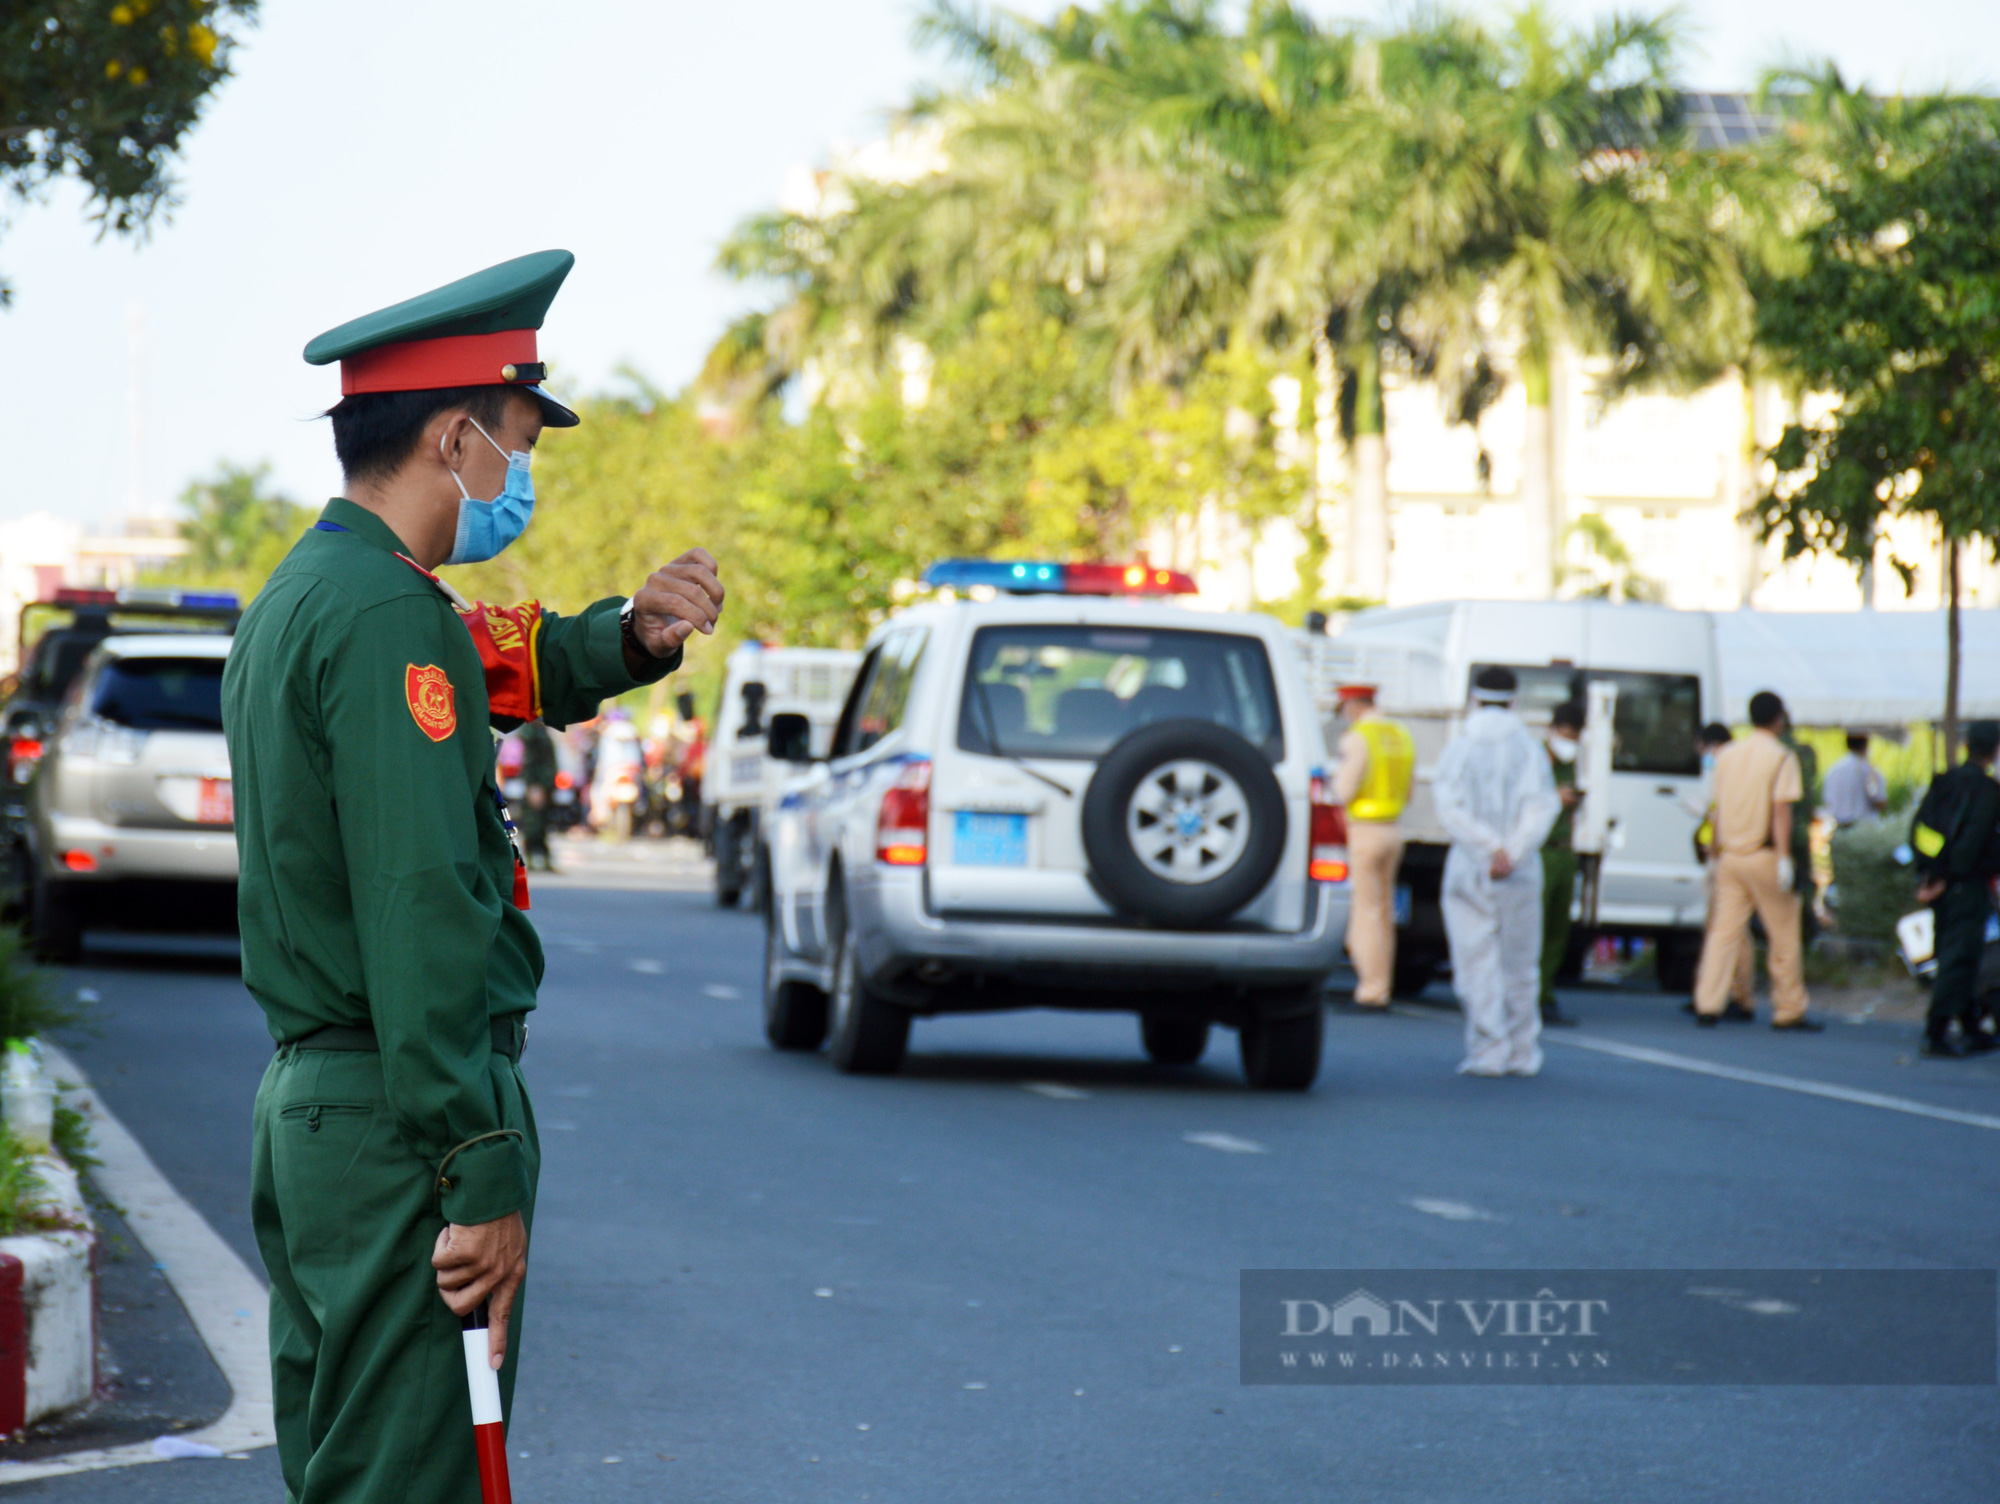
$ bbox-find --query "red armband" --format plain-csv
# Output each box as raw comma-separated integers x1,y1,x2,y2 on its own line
458,600,544,723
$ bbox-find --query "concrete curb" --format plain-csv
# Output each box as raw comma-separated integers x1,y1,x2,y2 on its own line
0,1047,273,1486
0,1158,95,1435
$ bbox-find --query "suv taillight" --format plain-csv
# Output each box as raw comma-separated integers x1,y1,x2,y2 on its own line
7,737,44,784
876,761,932,867
1309,774,1348,882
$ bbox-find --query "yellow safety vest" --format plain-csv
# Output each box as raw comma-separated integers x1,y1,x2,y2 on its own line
1350,716,1415,822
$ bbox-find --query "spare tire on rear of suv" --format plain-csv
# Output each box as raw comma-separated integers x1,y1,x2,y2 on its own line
1082,719,1286,929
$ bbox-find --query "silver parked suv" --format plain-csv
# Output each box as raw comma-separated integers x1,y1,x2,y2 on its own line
758,562,1351,1089
26,634,237,960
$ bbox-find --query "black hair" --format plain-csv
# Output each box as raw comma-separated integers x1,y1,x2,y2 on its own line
1474,666,1518,695
1550,700,1585,731
1748,691,1786,729
1969,722,2000,761
1700,722,1732,747
1845,732,1869,754
326,386,513,485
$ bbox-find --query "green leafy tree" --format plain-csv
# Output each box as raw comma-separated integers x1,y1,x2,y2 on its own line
161,461,309,599
1,0,258,304
1754,87,2000,761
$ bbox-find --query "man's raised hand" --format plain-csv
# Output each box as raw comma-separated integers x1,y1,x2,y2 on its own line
630,548,724,658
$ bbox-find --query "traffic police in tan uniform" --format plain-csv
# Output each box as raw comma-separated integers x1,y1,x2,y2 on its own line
1332,683,1414,1008
224,251,725,1503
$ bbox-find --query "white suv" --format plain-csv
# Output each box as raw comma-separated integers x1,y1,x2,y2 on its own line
758,563,1350,1089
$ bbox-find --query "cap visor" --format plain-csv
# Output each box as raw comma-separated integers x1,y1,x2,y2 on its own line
526,384,580,428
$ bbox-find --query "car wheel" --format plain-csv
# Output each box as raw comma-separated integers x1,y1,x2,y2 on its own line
714,815,743,908
828,911,910,1075
763,906,829,1051
1081,720,1287,929
31,877,83,965
1140,1015,1210,1066
1391,954,1439,999
1239,991,1324,1091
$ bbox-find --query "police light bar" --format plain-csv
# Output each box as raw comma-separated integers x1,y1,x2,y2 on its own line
922,560,1197,596
45,587,239,612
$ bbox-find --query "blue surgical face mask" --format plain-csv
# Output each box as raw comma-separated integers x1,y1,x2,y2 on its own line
443,417,534,565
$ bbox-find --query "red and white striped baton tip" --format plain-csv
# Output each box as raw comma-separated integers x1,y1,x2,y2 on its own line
463,1302,514,1504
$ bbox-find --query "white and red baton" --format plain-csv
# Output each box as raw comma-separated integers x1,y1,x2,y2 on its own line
462,1302,513,1504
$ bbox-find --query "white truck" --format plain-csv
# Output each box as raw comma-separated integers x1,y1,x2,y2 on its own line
705,642,863,907
1297,600,1720,993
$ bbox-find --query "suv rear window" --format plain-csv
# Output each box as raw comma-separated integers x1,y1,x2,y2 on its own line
959,625,1283,762
1470,664,1700,777
90,658,226,732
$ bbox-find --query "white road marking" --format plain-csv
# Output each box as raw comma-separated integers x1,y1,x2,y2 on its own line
702,984,740,1000
1387,1004,2000,1133
1547,1033,2000,1133
1407,1197,1498,1222
0,1048,276,1485
628,958,665,974
1022,1082,1090,1099
1183,1131,1266,1154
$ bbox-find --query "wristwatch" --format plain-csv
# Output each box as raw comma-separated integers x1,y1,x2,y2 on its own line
620,603,675,661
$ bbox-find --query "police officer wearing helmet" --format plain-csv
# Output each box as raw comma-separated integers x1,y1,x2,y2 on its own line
223,251,725,1503
1332,683,1414,1009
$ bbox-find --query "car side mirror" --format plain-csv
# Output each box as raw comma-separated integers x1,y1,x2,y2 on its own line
767,712,815,763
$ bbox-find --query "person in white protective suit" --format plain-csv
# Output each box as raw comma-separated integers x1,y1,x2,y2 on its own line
1433,666,1563,1076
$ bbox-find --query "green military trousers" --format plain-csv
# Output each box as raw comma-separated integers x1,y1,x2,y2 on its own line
251,1045,539,1504
1538,846,1578,1013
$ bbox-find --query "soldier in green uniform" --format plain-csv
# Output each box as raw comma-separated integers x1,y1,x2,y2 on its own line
223,250,724,1504
1781,720,1821,946
1537,701,1585,1027
516,719,560,871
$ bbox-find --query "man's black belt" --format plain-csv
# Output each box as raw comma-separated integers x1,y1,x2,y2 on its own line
289,1015,527,1063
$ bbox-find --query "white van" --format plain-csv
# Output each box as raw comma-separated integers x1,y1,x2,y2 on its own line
706,642,863,907
1298,601,1719,992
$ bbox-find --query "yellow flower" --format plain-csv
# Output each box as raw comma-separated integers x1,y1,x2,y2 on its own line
105,58,124,78
111,3,134,23
128,65,148,85
188,23,217,65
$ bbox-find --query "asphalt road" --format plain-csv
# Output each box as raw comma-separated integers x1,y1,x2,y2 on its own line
13,857,2000,1502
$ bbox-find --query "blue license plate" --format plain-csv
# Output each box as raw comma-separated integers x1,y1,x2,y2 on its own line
955,811,1028,866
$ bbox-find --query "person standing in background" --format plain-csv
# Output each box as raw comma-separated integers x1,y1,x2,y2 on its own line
517,720,559,872
1782,717,1823,945
1332,683,1415,1010
1823,732,1888,828
1434,667,1562,1076
1694,691,1821,1031
1537,701,1585,1029
1687,723,1754,1020
1911,720,2000,1058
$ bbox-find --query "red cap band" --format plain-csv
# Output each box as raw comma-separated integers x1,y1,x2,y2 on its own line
340,329,539,395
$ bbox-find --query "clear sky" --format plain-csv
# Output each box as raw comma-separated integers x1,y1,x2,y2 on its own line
4,0,1995,529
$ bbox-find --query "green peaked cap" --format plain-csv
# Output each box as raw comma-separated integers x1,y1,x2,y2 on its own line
303,249,575,365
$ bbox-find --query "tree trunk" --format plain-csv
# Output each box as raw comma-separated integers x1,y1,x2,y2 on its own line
1313,326,1341,590
1945,537,1963,768
1519,349,1556,599
1348,342,1390,601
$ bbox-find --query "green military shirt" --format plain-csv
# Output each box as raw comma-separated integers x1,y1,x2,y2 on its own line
223,497,677,1225
1545,749,1577,851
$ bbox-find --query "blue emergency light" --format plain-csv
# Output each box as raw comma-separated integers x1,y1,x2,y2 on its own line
922,560,1196,596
